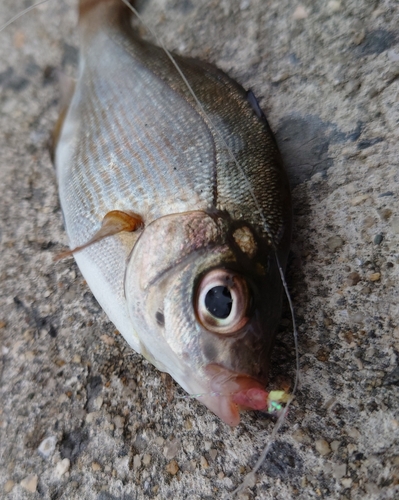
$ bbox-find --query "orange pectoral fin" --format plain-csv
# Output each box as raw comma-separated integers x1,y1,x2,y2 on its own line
55,210,143,261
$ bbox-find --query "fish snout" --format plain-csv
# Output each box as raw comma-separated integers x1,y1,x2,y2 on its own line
198,364,269,426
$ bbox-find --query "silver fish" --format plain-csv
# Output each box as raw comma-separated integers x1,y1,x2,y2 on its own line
55,0,292,426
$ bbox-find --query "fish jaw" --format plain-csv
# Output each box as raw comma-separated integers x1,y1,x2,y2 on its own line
197,364,269,426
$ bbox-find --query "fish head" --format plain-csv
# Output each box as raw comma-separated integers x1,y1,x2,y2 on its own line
125,210,287,425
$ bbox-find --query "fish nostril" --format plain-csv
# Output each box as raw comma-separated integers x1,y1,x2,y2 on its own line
155,310,165,327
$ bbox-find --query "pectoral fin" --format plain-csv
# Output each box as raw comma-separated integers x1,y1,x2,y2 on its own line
56,210,143,260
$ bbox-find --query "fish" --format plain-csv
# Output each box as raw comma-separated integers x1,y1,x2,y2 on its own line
54,0,292,426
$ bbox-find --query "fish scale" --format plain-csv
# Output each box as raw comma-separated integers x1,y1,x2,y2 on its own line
55,0,292,426
61,28,217,247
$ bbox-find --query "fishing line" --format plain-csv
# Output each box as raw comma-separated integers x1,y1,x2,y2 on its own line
2,0,301,494
224,253,300,499
0,0,52,33
121,0,301,495
120,0,275,242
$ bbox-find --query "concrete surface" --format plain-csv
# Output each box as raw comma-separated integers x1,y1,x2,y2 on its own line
1,0,398,499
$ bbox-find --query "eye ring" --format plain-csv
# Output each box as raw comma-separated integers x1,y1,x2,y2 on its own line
195,268,250,334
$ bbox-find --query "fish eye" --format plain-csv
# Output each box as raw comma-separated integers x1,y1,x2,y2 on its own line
205,286,232,319
195,269,250,334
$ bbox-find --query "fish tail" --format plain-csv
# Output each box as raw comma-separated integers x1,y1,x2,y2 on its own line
79,0,133,17
79,0,136,32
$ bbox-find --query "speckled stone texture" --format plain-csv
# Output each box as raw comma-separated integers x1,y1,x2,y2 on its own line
0,0,398,499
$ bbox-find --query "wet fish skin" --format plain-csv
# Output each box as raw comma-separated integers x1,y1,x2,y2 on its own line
55,0,291,425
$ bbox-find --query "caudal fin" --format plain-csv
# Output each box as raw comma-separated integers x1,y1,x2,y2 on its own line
79,0,134,24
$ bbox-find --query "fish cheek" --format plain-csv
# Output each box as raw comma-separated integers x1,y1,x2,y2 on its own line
200,340,218,364
197,321,269,379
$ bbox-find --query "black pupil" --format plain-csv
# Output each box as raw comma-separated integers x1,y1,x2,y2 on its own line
205,286,233,319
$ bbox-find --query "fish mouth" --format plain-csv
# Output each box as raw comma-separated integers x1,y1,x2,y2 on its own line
197,364,269,426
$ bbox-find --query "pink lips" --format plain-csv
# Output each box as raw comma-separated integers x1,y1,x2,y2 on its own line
198,364,269,426
231,387,270,410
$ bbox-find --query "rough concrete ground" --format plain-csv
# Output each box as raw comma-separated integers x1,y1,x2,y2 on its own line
0,0,398,498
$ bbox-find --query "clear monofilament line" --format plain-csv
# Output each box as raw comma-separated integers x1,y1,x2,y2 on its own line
1,1,300,496
275,252,300,395
175,391,227,400
0,0,51,33
224,254,300,499
120,2,301,496
120,0,275,245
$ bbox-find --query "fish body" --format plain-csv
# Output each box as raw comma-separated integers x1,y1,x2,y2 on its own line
55,0,291,425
